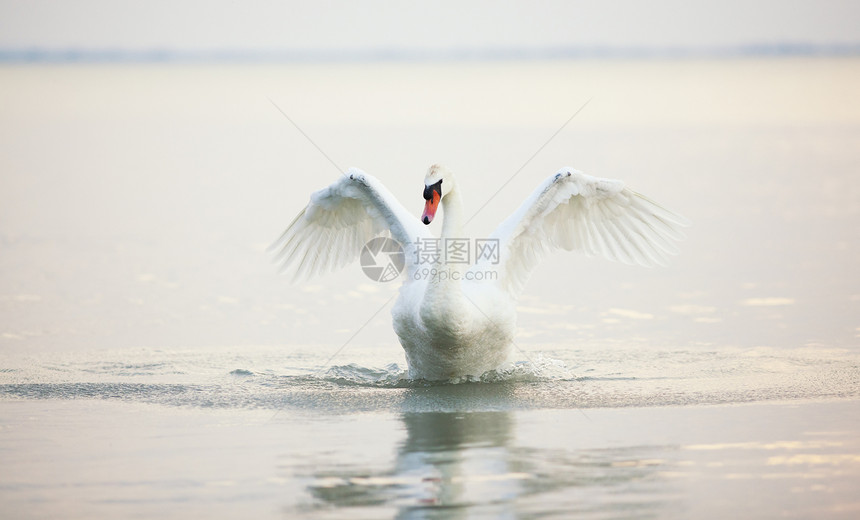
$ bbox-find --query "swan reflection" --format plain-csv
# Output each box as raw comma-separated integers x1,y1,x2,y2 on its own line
308,410,521,518
305,399,671,518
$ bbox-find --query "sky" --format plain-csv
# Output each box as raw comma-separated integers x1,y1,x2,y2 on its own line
1,0,859,58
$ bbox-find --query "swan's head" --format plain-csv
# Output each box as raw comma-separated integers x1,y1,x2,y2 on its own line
421,164,452,225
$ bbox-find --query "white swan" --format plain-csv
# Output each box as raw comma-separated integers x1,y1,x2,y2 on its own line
273,164,689,380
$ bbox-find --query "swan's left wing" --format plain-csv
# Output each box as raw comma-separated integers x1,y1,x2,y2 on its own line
271,168,431,281
482,167,690,295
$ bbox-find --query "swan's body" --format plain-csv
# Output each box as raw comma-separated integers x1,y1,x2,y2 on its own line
273,165,689,380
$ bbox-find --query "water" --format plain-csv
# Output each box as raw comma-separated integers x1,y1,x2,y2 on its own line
1,345,859,518
2,58,860,518
3,345,858,411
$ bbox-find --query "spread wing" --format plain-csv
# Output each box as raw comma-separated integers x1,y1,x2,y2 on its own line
271,168,431,281
483,167,690,295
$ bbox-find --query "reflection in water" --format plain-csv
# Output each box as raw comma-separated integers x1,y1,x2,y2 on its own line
306,387,674,518
307,410,522,518
393,412,522,517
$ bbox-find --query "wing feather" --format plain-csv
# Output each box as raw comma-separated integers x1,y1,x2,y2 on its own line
271,168,431,281
485,167,690,295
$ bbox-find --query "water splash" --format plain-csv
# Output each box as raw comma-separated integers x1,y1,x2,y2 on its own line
316,354,573,388
321,363,408,387
2,345,859,413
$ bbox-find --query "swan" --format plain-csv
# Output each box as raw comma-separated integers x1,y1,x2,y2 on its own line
272,164,689,380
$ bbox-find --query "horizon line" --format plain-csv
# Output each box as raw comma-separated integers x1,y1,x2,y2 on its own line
2,42,859,64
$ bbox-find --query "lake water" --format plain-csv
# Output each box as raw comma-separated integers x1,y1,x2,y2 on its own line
1,58,859,518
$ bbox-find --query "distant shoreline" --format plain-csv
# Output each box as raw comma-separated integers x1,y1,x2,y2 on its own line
2,43,859,64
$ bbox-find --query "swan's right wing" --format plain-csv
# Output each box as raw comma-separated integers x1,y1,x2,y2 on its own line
484,167,690,295
271,168,431,281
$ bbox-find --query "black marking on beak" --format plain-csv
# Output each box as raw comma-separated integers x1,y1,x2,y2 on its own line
423,179,442,201
422,216,430,225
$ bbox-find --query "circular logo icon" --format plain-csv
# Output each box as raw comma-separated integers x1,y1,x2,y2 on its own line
360,237,405,282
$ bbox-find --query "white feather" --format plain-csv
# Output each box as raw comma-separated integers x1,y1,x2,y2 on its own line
274,165,689,380
482,167,690,295
271,168,431,281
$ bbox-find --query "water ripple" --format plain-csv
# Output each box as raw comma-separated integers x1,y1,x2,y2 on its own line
1,345,858,413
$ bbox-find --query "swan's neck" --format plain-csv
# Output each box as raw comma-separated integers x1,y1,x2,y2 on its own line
440,188,464,241
420,186,470,327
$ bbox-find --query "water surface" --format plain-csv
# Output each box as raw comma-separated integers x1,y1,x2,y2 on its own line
2,58,860,518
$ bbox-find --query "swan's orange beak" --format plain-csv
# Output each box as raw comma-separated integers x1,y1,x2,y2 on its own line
422,180,442,225
422,191,440,225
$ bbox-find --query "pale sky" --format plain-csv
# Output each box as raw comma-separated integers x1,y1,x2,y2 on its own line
1,0,858,56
